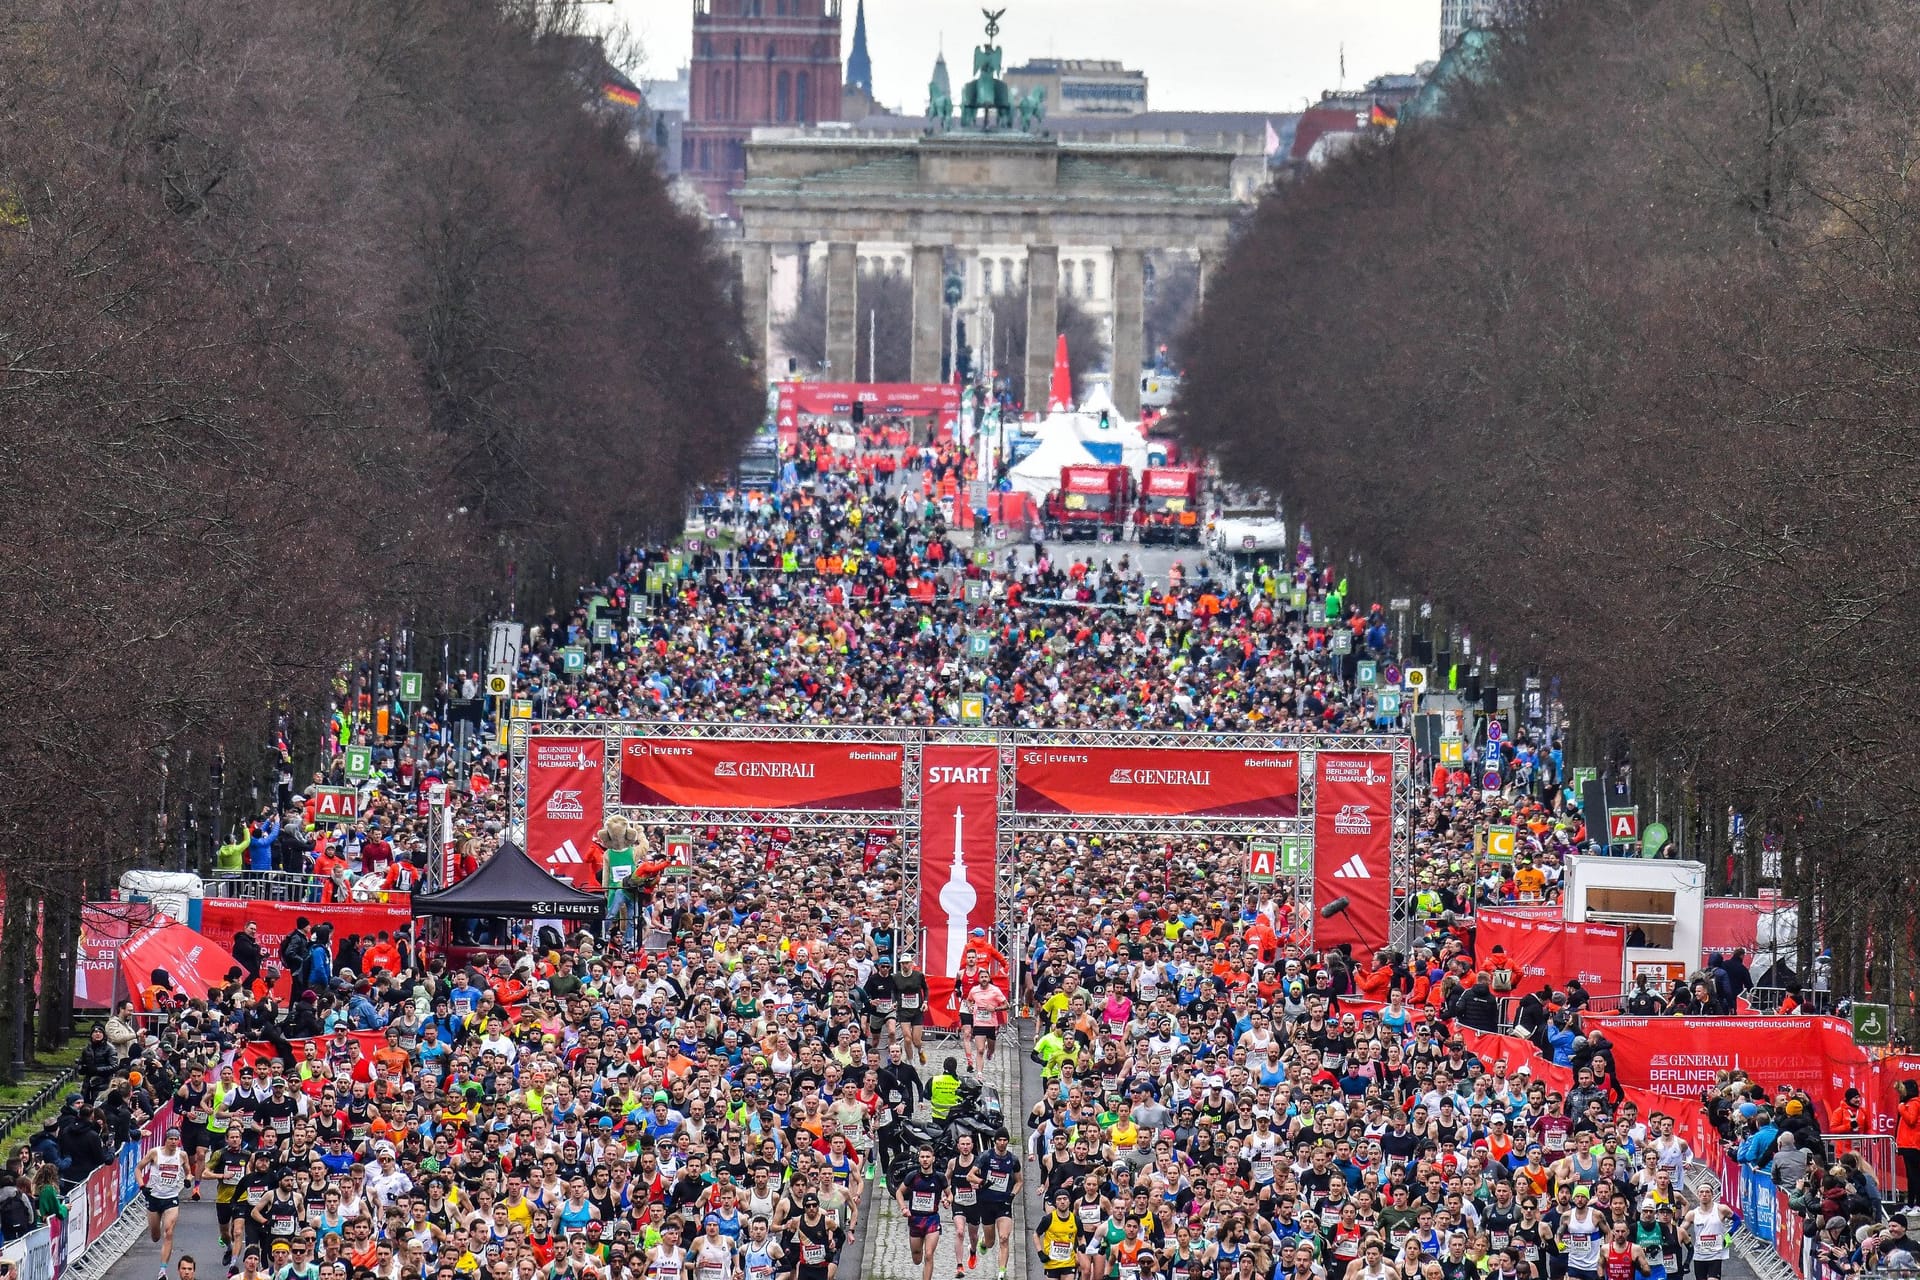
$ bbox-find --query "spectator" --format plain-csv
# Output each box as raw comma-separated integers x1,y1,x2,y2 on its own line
77,1026,117,1102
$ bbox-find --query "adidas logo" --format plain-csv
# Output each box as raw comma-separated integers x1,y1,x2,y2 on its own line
550,840,584,865
1332,855,1372,879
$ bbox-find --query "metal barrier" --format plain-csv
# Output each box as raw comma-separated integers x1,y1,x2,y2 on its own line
204,870,328,901
1686,1157,1802,1280
0,1065,76,1145
1825,1131,1898,1198
204,870,390,903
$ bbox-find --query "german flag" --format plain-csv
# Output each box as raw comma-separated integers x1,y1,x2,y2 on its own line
1369,101,1398,129
603,83,642,108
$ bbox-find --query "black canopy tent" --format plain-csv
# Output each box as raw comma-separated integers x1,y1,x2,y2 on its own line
412,840,604,920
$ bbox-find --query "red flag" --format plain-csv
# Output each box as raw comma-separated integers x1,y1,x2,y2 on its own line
1048,334,1072,412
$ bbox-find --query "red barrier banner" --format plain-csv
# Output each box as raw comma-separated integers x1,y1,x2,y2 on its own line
1312,752,1394,951
524,737,607,883
199,899,413,998
1587,1015,1870,1124
83,1161,117,1247
919,745,999,1030
76,902,158,1009
1013,747,1300,817
1477,909,1626,1001
1454,1026,1712,1148
122,922,239,1006
619,739,904,811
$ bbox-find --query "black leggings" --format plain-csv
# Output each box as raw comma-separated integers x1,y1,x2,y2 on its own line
1900,1146,1920,1201
878,1125,908,1179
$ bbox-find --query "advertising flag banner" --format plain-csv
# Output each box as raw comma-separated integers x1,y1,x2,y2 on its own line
1476,909,1626,1000
919,744,999,1030
1014,747,1300,818
524,737,607,883
121,921,240,1007
620,739,905,810
1312,751,1395,950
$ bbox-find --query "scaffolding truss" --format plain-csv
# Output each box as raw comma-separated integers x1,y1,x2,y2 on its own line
510,722,1416,965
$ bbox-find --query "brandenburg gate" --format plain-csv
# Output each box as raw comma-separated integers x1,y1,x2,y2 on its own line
731,12,1239,419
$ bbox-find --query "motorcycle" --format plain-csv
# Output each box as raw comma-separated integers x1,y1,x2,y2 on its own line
887,1078,1007,1185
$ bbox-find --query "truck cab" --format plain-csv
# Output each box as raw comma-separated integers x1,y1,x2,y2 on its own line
1134,467,1203,544
1043,464,1134,542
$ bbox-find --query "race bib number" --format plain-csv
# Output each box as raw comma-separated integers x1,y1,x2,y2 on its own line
955,1188,977,1206
988,1173,1010,1193
1049,1241,1074,1262
801,1243,827,1266
911,1191,936,1214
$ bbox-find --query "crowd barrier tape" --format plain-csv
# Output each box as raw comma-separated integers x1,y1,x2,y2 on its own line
6,1101,178,1280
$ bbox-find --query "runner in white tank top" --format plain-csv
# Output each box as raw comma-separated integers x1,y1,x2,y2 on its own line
138,1125,190,1279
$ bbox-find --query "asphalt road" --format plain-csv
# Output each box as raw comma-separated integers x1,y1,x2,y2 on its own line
104,1193,224,1280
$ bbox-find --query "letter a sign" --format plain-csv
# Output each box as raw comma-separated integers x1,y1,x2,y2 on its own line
1608,808,1639,841
1246,839,1279,884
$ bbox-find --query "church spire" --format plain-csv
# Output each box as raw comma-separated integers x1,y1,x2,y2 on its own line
845,0,873,95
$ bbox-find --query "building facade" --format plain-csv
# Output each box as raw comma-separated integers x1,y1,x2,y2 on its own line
734,132,1238,418
1440,0,1502,50
1004,58,1148,117
686,0,844,220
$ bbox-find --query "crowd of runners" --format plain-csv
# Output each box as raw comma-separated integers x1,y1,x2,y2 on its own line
13,426,1807,1280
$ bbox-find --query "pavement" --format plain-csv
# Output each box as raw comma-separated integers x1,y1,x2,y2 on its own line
100,1190,223,1280
860,1033,1030,1280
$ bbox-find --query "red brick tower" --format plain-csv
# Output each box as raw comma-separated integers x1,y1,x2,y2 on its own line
686,0,844,220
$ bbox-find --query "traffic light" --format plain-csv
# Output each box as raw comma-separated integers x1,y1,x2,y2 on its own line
955,319,973,382
851,401,865,424
1098,409,1111,429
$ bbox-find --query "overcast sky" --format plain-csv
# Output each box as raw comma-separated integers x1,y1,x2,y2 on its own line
601,0,1442,114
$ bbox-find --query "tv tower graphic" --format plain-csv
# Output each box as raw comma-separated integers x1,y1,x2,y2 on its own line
938,805,977,977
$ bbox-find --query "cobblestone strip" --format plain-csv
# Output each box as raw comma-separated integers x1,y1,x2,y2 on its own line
866,1036,1029,1280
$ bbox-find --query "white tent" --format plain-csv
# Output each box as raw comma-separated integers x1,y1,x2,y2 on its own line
1005,409,1151,502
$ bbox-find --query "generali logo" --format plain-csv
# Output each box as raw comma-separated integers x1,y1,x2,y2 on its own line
534,743,596,770
1109,767,1213,787
1332,803,1374,836
545,790,586,820
714,760,816,778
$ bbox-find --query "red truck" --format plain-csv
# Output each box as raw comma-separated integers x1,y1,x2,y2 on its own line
1134,467,1203,545
1043,464,1134,542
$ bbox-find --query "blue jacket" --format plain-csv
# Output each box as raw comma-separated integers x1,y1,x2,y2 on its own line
305,943,333,989
1545,1023,1576,1067
1738,1123,1780,1165
247,819,280,871
346,993,387,1030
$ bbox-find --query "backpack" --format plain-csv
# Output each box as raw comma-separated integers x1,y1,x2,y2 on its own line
281,930,312,974
0,1186,32,1239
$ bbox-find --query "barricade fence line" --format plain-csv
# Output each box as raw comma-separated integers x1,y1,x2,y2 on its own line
0,1102,176,1280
